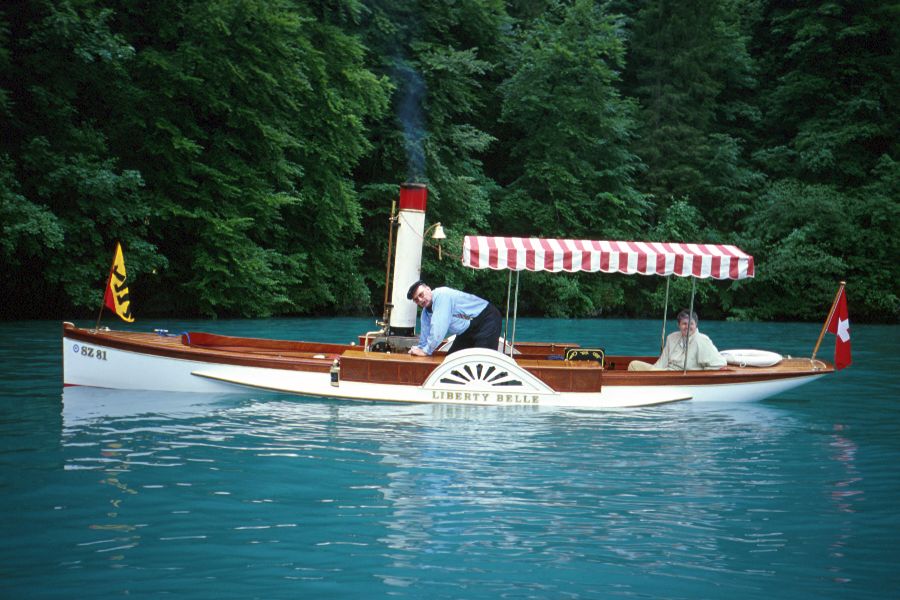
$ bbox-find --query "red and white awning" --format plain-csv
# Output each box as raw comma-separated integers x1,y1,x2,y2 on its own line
462,236,754,280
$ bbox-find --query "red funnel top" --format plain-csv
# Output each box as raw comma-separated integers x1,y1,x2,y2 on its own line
399,183,427,211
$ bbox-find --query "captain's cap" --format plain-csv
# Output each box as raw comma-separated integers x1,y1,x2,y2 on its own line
406,280,427,300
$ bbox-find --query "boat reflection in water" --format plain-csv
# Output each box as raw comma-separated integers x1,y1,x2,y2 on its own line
61,386,260,428
58,383,836,594
363,398,814,583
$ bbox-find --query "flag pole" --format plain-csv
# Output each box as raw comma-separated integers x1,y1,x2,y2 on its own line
811,281,846,361
94,245,117,331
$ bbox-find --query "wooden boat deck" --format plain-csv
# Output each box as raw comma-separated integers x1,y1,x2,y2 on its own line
64,324,339,372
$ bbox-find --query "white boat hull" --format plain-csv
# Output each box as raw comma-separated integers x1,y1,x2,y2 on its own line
64,335,687,407
64,335,239,393
64,333,826,408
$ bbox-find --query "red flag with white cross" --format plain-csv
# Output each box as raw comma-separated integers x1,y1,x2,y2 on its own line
826,287,851,370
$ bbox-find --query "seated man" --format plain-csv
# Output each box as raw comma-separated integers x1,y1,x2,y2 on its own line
628,309,726,371
406,280,502,356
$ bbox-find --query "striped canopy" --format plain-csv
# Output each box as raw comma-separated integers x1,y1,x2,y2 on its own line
462,236,754,280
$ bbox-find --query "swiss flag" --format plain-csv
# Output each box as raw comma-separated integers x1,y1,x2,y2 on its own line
826,288,852,370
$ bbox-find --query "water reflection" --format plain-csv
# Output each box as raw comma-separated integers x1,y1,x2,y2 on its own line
363,399,813,591
61,387,255,427
828,423,863,514
0,318,892,599
54,387,861,597
826,423,863,585
61,387,264,564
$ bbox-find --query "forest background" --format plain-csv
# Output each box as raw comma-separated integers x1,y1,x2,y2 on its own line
2,0,898,323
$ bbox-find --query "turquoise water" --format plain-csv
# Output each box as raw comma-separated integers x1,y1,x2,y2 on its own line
1,317,898,599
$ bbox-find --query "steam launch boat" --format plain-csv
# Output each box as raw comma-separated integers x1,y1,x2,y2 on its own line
63,183,835,408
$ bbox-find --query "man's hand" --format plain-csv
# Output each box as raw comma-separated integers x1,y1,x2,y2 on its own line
409,346,427,356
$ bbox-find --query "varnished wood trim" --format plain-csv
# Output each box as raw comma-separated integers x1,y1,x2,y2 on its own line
64,324,333,372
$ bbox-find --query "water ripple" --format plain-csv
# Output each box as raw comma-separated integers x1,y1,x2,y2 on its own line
2,319,899,598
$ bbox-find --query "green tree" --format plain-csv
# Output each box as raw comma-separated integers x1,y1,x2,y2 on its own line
733,171,899,322
623,0,761,226
1,1,159,318
752,0,899,187
493,0,646,315
0,9,65,297
3,0,897,323
353,0,508,309
108,0,390,316
743,0,900,322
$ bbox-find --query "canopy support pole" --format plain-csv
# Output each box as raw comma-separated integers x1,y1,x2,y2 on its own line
660,276,671,352
683,278,697,373
504,270,512,351
509,271,520,356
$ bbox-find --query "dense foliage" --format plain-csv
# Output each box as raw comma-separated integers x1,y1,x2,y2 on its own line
2,0,897,322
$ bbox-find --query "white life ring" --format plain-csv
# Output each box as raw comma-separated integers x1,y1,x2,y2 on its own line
720,349,783,368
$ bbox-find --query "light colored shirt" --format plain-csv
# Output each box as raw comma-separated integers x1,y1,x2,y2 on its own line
416,287,488,355
654,330,726,371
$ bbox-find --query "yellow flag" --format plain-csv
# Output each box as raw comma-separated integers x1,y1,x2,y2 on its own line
103,242,135,322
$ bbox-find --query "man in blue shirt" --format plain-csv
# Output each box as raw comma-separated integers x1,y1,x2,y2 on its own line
406,280,502,356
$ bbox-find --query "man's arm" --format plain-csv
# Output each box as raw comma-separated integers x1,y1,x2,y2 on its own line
417,310,431,348
409,311,432,356
419,294,453,354
697,335,726,369
653,334,673,369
